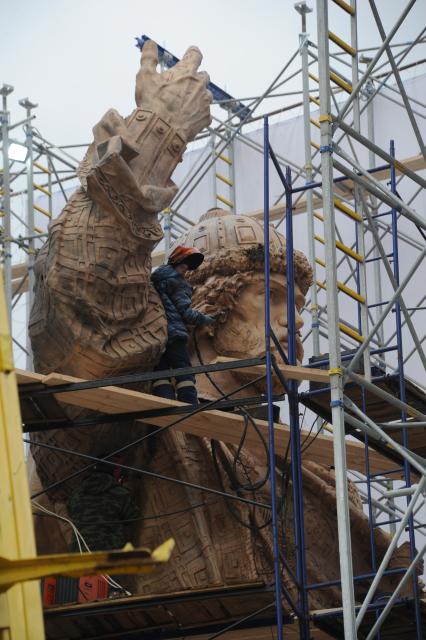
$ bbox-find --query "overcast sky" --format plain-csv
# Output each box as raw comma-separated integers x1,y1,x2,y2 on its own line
2,0,426,147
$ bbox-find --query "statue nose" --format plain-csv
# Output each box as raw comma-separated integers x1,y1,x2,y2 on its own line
296,313,304,331
277,315,288,328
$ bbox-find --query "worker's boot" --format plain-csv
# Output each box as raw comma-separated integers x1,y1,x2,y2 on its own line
176,380,198,405
152,379,175,400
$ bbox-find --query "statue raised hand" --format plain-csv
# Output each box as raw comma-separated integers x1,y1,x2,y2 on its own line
29,41,212,378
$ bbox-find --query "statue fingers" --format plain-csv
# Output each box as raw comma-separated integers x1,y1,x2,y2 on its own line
197,70,211,89
180,46,203,73
135,39,159,105
204,88,213,105
139,39,159,73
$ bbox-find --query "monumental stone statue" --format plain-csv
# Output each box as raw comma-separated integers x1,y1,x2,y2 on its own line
28,41,414,614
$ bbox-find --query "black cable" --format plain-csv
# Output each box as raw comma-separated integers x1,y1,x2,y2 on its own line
33,499,216,525
192,332,285,535
193,328,270,491
210,439,275,532
26,437,272,511
300,418,327,454
193,331,300,607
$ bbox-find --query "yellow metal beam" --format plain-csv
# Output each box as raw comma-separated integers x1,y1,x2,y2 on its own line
339,322,364,343
335,239,363,263
0,539,175,592
328,31,356,57
33,183,51,197
34,203,52,218
329,71,353,94
216,193,233,208
216,153,232,166
331,0,355,15
216,172,233,187
316,276,365,304
333,198,362,222
33,161,51,175
310,117,320,129
314,234,363,262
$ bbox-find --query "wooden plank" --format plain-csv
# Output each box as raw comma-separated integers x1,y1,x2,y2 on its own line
213,357,331,384
17,369,398,475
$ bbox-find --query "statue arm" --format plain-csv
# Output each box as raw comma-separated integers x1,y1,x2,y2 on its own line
78,41,212,233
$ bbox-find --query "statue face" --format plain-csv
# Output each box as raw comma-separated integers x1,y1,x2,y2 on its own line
213,273,305,363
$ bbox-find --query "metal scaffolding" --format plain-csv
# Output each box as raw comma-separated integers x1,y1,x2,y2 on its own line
1,1,426,638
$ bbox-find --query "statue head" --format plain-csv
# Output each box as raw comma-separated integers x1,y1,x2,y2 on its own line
170,209,312,397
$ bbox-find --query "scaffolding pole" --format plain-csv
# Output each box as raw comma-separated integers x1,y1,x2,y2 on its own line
316,1,357,637
0,84,14,327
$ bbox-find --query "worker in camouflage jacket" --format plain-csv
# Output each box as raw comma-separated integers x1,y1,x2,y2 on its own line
67,459,139,552
151,245,218,404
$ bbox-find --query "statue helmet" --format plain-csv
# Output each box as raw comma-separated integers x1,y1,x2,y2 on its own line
169,208,312,295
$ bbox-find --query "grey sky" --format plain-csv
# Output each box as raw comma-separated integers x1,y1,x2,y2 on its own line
2,0,426,146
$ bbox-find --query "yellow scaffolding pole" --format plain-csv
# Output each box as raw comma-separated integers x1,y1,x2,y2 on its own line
0,267,45,640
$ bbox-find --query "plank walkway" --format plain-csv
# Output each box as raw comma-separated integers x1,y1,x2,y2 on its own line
18,368,399,475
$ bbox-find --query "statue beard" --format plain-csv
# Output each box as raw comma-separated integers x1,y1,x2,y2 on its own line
212,325,304,365
213,325,264,359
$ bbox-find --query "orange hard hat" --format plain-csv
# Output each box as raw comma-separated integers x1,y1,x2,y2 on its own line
168,245,204,270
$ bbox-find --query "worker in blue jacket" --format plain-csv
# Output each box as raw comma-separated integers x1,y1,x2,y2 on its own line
151,246,217,404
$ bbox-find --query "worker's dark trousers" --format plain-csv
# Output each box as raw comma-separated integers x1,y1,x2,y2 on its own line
152,338,198,405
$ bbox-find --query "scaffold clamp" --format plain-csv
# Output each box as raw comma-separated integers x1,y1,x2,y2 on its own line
319,144,333,154
328,367,343,376
330,399,344,408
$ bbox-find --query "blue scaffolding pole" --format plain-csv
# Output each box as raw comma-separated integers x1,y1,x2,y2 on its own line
263,117,311,639
390,139,423,640
263,116,285,640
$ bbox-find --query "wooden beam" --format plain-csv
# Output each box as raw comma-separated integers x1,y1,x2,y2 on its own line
212,356,330,384
17,369,398,475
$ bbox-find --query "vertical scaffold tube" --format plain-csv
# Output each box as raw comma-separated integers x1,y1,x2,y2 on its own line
299,7,320,360
390,139,423,640
316,2,357,637
1,87,13,326
263,116,284,640
285,166,310,639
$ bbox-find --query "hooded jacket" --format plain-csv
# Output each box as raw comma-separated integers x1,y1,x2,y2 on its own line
151,264,211,342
